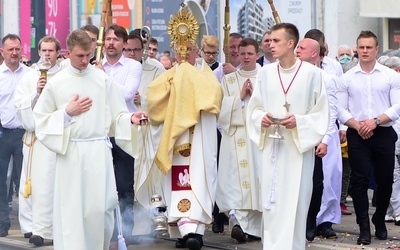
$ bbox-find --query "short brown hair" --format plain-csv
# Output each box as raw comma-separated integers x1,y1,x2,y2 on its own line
357,30,378,46
149,38,158,46
38,36,61,51
2,34,21,46
105,25,128,42
127,34,143,49
239,38,259,53
67,30,92,51
271,23,299,48
80,24,100,36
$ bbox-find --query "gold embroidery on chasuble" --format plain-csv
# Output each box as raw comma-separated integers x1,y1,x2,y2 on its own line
177,198,191,213
240,159,248,168
242,181,250,189
237,138,246,147
227,76,236,84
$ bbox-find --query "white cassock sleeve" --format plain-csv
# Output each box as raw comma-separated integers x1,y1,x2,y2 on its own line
108,79,139,158
33,82,72,155
218,75,244,133
291,72,330,153
15,72,38,132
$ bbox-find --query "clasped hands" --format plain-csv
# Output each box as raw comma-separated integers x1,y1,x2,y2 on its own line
261,112,297,130
356,119,376,139
240,78,253,100
65,94,148,125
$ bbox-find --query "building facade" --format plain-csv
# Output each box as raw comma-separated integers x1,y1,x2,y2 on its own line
237,0,265,41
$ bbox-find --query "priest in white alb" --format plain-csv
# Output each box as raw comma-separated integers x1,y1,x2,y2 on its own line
246,23,329,250
217,38,262,242
33,30,146,250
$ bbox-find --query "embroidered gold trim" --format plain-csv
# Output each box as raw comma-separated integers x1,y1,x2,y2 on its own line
177,198,191,213
173,143,191,155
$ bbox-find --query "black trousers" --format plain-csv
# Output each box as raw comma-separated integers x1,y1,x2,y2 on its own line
347,127,397,225
307,155,323,228
110,137,135,239
0,128,24,228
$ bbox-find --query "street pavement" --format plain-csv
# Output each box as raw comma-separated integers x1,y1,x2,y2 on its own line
1,195,400,250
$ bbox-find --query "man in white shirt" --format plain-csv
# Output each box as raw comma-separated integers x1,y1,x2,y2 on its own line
0,34,33,237
337,30,400,245
296,38,342,241
101,25,142,246
304,29,343,238
123,33,165,112
304,29,343,77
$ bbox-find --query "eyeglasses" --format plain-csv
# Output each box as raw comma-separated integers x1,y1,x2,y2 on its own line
203,51,219,56
124,48,142,53
22,60,32,66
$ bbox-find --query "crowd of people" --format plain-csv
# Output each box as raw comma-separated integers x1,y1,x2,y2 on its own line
1,7,400,250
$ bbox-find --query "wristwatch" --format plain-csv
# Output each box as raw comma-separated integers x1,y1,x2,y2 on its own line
374,117,381,126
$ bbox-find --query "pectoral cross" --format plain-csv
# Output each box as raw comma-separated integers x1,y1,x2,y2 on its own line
283,101,290,112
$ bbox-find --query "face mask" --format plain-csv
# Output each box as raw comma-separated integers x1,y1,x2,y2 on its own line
339,54,352,65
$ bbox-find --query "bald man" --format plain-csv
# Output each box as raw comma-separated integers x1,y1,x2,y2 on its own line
297,38,342,241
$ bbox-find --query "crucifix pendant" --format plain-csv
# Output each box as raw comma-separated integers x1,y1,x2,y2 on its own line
283,101,290,112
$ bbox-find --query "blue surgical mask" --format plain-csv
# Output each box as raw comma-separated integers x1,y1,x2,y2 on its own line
339,54,352,65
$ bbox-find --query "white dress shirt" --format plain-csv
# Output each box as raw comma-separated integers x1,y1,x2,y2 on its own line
102,55,142,112
212,62,224,83
321,70,338,145
0,63,32,128
337,61,400,126
322,56,343,77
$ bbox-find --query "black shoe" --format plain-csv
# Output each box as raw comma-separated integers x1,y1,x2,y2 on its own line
357,223,371,245
29,235,44,246
175,238,186,248
372,214,387,240
231,225,246,243
0,223,10,237
246,234,261,242
395,217,400,226
24,232,32,238
357,230,371,245
320,226,337,239
212,223,224,233
185,234,203,250
306,227,316,241
212,212,228,233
